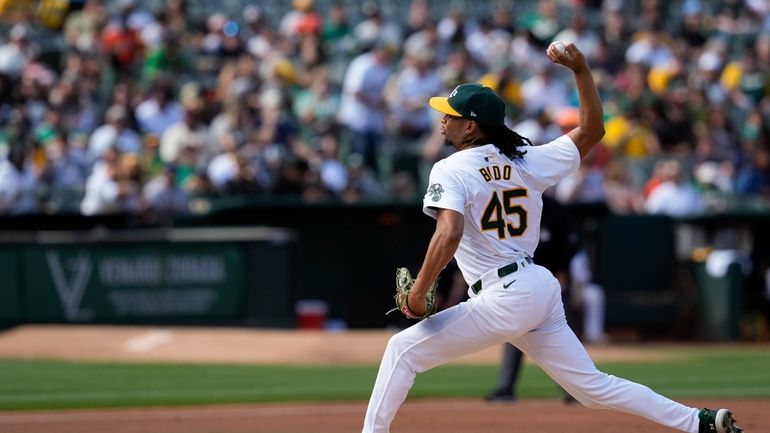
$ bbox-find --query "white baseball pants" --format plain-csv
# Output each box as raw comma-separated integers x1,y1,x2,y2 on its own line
362,262,700,433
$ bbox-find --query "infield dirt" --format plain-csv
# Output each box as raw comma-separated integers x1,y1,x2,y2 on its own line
0,325,674,364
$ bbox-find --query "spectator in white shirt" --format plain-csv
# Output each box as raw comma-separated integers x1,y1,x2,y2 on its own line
625,30,675,69
88,105,142,159
645,159,704,216
0,147,39,214
464,17,498,69
387,45,445,140
81,147,141,215
352,2,402,53
511,108,561,146
337,41,394,172
0,24,32,80
160,82,210,163
135,78,184,136
554,13,602,62
520,65,570,116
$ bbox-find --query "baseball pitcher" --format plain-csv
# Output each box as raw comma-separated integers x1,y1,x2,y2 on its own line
366,42,742,433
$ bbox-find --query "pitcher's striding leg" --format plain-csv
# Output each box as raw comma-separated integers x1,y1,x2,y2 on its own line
512,321,700,433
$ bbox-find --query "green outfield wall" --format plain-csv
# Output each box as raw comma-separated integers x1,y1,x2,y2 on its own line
0,201,763,338
0,247,19,321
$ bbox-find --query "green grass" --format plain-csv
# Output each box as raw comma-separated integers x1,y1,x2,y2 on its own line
0,346,768,410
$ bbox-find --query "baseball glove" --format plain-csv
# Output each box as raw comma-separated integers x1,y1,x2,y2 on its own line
387,267,438,320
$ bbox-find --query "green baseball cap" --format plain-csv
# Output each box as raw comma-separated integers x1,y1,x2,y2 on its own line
429,83,506,125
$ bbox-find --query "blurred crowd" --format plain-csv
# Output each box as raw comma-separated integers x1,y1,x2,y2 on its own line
1,0,770,219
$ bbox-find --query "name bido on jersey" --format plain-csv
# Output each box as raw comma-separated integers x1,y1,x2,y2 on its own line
478,164,512,182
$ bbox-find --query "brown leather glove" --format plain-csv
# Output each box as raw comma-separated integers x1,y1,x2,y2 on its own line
387,267,438,320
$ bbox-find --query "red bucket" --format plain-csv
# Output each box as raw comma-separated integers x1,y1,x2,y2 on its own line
294,300,328,329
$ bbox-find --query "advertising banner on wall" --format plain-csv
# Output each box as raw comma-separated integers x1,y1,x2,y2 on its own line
23,244,245,322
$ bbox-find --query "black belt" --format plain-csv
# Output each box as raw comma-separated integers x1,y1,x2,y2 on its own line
471,256,533,294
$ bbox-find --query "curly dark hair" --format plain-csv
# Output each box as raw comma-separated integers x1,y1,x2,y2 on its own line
478,123,532,160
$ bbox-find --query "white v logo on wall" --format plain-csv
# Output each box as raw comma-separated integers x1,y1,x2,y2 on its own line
46,251,94,321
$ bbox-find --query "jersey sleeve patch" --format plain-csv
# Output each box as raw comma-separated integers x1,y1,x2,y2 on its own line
423,161,466,218
427,183,444,202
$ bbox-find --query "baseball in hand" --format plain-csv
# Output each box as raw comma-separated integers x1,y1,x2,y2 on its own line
550,41,572,59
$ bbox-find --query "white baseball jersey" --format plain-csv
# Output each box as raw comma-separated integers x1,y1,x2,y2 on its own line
422,135,580,285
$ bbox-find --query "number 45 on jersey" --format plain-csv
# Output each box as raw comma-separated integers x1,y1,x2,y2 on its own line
481,188,528,240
